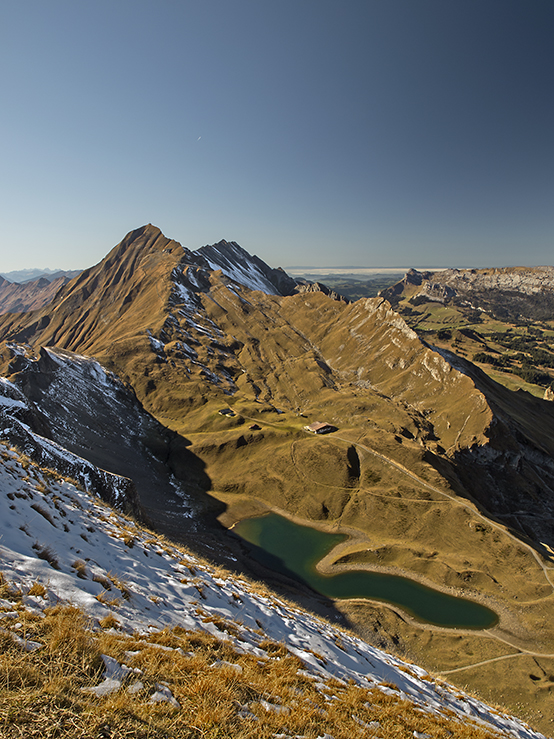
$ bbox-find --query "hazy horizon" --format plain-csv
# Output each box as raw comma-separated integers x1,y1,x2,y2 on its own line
5,257,553,287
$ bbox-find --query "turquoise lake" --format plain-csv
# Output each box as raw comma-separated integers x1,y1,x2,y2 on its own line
233,512,498,629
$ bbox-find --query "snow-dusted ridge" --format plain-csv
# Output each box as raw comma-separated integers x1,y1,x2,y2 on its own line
194,240,286,296
0,443,546,738
0,366,138,512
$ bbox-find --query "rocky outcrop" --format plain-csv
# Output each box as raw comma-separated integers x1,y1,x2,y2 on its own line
382,266,554,320
418,282,456,303
196,239,299,296
1,344,212,534
0,374,141,516
293,279,349,302
438,266,554,295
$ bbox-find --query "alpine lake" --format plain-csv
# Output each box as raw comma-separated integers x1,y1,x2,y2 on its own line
233,512,498,629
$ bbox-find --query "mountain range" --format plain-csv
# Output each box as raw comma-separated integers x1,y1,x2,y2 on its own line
0,269,81,316
382,266,554,323
1,224,554,735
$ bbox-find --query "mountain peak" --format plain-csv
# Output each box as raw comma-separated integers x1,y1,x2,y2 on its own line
194,238,297,296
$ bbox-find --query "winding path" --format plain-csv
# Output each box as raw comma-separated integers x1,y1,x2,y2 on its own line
235,407,554,674
441,649,554,676
327,432,554,676
333,432,554,592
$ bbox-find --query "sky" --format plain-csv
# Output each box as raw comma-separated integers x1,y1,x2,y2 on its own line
1,0,553,272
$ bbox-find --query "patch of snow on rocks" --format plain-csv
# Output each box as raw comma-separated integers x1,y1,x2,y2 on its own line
200,244,279,295
146,330,165,354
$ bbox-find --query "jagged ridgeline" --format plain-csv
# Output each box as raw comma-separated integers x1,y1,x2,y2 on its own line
382,265,554,322
2,225,554,733
0,270,81,316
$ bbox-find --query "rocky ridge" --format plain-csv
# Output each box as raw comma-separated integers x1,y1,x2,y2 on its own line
0,271,81,316
382,266,554,321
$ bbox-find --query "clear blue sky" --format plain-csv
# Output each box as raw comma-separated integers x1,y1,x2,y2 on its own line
1,0,553,272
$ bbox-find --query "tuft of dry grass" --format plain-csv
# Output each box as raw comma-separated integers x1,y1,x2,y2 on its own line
106,572,132,600
0,572,22,601
96,590,122,608
27,581,47,597
72,559,88,579
98,614,120,630
92,573,112,590
31,542,60,570
201,614,240,638
259,639,290,658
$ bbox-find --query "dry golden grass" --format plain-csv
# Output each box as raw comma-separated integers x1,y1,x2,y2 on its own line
0,603,507,739
95,589,123,608
99,614,120,630
105,571,132,600
0,572,21,601
92,570,113,586
27,581,47,597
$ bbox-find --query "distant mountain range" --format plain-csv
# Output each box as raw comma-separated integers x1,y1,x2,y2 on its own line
0,267,82,283
1,224,554,733
0,269,82,316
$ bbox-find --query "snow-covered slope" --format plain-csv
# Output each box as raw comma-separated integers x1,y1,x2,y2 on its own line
0,370,138,514
0,443,546,738
2,345,211,545
194,239,297,296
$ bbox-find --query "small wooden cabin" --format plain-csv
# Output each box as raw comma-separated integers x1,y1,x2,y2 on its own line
303,421,336,434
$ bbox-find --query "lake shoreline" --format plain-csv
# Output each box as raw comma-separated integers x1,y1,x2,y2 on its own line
225,497,502,631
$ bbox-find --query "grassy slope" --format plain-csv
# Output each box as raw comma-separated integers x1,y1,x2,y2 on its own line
153,289,554,731
387,281,554,399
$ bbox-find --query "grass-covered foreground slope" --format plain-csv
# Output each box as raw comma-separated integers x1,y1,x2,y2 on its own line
0,442,547,739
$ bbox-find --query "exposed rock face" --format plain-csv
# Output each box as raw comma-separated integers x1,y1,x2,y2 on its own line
294,279,349,302
382,266,554,320
0,372,141,516
438,266,554,295
418,282,456,303
195,239,299,296
2,345,212,534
